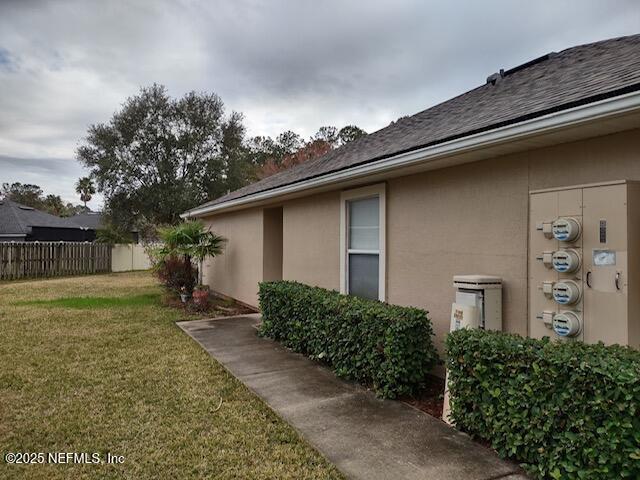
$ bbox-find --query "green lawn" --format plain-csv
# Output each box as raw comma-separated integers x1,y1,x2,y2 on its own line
0,272,343,479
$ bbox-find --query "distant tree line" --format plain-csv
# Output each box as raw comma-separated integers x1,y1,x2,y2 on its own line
1,182,87,217
76,84,367,232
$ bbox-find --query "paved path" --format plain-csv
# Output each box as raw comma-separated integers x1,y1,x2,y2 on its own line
178,315,527,480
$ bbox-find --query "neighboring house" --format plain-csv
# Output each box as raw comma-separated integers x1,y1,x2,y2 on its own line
69,211,105,231
0,199,95,242
183,35,640,350
70,211,140,243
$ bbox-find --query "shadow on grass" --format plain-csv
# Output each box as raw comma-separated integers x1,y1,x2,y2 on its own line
15,293,160,309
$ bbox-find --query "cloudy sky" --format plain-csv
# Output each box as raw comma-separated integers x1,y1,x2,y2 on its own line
1,0,638,209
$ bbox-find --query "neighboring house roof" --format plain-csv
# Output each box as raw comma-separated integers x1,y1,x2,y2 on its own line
71,212,141,236
70,211,104,230
0,199,84,236
185,34,640,216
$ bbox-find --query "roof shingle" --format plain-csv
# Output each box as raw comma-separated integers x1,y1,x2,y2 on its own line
0,199,84,235
70,212,104,230
190,34,640,212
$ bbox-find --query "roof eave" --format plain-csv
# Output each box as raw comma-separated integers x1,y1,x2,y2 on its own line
182,89,640,219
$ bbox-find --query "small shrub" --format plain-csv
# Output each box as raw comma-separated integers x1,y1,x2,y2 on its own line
258,281,439,398
445,329,640,479
154,221,226,294
153,256,196,294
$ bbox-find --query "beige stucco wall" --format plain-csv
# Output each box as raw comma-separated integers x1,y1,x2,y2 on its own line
528,129,640,189
200,128,640,345
386,155,530,344
201,208,263,306
387,128,640,347
282,191,341,291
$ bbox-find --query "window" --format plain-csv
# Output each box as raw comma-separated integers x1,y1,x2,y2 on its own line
340,184,385,301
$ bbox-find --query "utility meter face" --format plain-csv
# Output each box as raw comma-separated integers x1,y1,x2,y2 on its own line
551,249,581,273
552,217,581,242
552,311,582,337
552,280,581,305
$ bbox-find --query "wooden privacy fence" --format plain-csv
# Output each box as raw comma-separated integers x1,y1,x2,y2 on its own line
0,242,112,280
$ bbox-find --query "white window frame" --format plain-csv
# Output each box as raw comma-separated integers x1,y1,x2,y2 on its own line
340,183,386,301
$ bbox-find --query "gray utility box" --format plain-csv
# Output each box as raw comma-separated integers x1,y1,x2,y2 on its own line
529,180,640,347
452,275,503,331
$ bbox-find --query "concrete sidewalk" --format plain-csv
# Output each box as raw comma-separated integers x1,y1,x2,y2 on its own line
178,315,527,480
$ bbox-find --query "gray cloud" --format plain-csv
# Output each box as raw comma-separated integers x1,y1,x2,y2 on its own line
0,0,638,203
0,155,102,207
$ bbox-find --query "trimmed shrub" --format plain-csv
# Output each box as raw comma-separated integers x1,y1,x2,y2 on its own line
445,329,640,479
258,281,439,398
153,255,196,294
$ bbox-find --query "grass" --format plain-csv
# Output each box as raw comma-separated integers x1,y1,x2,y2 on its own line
0,272,343,479
14,293,159,309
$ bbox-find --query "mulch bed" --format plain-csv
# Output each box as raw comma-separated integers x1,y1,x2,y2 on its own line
400,374,445,419
162,291,257,318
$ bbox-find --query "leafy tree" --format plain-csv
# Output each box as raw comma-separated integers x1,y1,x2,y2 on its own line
338,125,367,145
42,194,68,217
252,125,367,179
65,203,88,216
245,131,303,172
75,177,95,208
154,221,226,293
312,125,366,148
257,139,332,179
1,182,85,217
216,111,248,194
95,225,133,244
1,182,44,208
274,131,304,158
77,84,248,230
312,126,339,148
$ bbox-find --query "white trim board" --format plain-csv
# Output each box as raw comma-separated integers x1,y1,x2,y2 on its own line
182,90,640,219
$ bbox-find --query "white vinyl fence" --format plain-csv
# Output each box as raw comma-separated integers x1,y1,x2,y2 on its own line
111,244,152,272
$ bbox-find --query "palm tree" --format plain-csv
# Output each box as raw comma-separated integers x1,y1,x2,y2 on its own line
157,221,226,294
75,177,95,208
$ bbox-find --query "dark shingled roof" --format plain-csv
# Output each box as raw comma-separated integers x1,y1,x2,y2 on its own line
70,211,104,230
0,199,83,236
189,34,640,213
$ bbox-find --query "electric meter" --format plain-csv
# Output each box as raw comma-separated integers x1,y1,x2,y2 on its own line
552,280,581,305
552,311,582,337
551,249,581,273
552,217,581,242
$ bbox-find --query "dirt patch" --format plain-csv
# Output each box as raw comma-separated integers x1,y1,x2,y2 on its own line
401,374,445,419
162,291,256,318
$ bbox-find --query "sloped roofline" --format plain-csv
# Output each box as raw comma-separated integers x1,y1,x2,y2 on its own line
0,199,87,232
182,88,640,218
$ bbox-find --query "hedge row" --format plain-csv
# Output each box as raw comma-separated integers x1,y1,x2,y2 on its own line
445,329,640,480
258,281,439,398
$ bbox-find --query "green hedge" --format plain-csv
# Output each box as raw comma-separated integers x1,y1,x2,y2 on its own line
445,329,640,479
258,281,439,398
